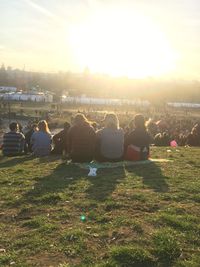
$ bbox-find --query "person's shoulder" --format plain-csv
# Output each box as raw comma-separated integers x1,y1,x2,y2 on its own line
97,127,106,133
118,128,124,133
128,129,136,135
18,132,25,138
3,131,10,137
68,125,76,133
96,128,103,133
88,124,96,134
47,132,52,138
31,131,37,137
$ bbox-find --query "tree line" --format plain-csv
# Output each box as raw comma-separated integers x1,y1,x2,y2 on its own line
1,64,200,103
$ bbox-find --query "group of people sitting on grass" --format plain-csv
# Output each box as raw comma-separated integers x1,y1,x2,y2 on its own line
1,112,200,162
1,113,152,162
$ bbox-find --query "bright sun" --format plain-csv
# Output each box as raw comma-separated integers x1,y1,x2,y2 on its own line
69,8,177,78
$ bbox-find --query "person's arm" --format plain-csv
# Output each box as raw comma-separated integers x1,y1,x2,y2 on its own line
94,130,102,158
124,132,133,151
30,132,35,145
52,131,62,143
20,133,25,153
66,127,73,153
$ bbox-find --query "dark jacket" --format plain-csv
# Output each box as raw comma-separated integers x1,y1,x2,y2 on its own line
124,128,152,160
67,123,96,162
125,128,152,149
186,133,200,146
52,129,69,154
25,129,35,152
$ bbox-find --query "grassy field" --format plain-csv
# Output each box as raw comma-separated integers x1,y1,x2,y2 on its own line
0,147,200,267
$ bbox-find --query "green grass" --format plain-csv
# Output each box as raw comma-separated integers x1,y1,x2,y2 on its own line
0,147,200,266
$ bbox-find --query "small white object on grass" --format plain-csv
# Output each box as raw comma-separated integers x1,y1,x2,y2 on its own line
88,167,97,176
167,149,172,152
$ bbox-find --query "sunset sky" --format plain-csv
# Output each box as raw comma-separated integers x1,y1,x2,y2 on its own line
1,0,200,79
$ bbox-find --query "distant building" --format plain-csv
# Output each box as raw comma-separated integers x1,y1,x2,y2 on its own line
0,86,17,93
61,95,150,106
167,102,200,108
1,92,53,102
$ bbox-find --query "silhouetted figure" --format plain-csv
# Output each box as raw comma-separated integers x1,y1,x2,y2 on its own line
124,114,152,161
67,114,96,162
154,132,170,146
25,123,38,153
52,122,71,154
186,123,200,146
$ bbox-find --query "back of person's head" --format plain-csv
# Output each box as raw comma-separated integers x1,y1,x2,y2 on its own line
134,114,145,129
38,120,50,134
63,122,71,131
104,113,119,129
9,122,18,132
31,123,38,131
74,113,89,126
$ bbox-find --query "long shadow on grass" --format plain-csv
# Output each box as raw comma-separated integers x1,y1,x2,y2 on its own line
0,155,34,168
13,162,126,207
14,162,87,206
86,166,125,201
126,162,169,192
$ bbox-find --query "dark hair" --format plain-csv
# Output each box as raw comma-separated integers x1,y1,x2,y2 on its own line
31,123,38,129
134,114,146,129
74,113,90,125
9,122,18,131
63,122,71,130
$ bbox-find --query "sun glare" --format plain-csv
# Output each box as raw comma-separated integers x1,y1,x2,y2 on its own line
69,8,177,78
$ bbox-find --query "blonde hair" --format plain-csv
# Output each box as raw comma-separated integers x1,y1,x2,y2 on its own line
104,113,119,129
38,120,50,134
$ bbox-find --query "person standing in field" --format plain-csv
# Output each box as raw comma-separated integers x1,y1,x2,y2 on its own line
2,122,25,156
31,120,52,157
67,113,96,162
95,113,124,162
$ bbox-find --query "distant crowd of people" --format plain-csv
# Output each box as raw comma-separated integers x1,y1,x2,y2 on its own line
1,112,200,162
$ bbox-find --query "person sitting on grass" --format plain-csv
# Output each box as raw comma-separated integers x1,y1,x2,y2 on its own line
51,121,71,155
31,120,52,157
124,114,152,161
2,122,25,156
154,132,170,146
95,113,124,162
67,113,96,163
24,123,38,153
186,123,200,146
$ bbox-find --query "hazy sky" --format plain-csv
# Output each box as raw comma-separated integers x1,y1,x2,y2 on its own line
1,0,200,79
